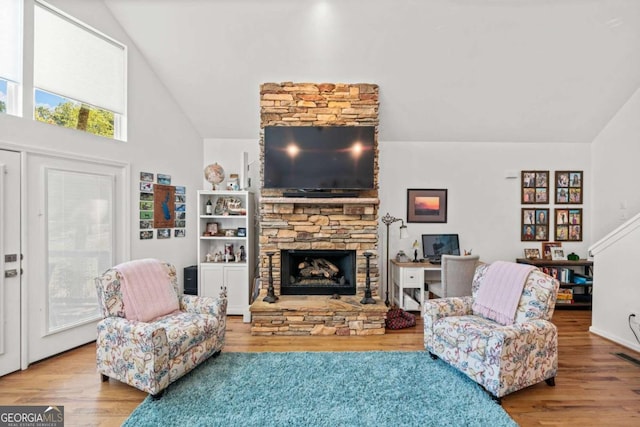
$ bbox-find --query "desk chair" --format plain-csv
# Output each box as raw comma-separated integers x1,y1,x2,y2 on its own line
428,254,480,298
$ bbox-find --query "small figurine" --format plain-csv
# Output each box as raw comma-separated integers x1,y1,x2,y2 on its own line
205,253,213,262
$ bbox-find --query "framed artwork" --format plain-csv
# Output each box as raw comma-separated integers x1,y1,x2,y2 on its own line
153,184,176,229
521,208,549,241
555,208,582,241
407,189,447,223
521,170,549,204
541,242,562,260
524,248,541,259
555,170,583,204
551,247,567,261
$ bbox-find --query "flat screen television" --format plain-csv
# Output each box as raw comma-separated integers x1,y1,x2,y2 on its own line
263,126,375,190
422,234,461,260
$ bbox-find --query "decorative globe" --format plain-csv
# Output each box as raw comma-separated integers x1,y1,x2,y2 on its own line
204,163,225,189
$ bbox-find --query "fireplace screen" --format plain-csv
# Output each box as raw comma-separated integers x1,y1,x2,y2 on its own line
281,249,356,295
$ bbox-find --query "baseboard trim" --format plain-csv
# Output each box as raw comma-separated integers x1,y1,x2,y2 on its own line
589,326,640,353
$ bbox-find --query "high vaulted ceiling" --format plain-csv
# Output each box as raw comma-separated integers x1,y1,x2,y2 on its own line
103,0,640,142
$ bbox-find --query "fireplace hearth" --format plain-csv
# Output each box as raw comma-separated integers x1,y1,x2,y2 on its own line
281,249,356,296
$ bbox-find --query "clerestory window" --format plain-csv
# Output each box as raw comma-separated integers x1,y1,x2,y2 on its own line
33,1,127,140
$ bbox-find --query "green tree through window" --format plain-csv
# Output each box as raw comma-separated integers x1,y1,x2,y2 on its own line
34,94,114,138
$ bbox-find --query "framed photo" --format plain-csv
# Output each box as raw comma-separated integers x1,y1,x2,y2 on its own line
541,242,562,260
157,174,172,185
237,227,247,237
157,228,171,239
521,208,549,241
521,170,549,204
555,170,583,204
140,230,153,240
206,222,218,235
524,248,541,259
140,172,154,182
551,247,566,260
555,208,582,241
407,189,447,223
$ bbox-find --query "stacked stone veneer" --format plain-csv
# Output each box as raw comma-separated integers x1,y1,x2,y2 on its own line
252,82,385,336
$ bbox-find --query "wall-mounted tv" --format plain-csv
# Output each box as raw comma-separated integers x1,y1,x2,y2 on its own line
263,126,375,190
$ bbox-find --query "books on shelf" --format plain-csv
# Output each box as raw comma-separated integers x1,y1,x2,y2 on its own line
572,273,593,285
541,267,574,283
556,288,574,304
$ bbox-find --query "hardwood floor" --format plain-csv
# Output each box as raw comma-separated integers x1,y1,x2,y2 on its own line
1,310,639,426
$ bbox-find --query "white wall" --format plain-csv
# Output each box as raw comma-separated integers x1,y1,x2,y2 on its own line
0,0,203,283
379,141,592,268
589,87,640,349
592,87,640,241
202,139,260,193
589,214,640,353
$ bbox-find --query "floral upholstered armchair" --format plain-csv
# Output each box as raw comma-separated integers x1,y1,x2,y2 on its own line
423,262,559,400
95,259,227,397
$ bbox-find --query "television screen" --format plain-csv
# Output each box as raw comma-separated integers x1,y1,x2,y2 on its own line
422,234,461,259
263,126,375,190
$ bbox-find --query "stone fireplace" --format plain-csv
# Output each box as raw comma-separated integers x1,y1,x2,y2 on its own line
250,82,387,336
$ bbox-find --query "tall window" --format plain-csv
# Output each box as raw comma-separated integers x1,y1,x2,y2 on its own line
0,0,23,116
33,1,127,140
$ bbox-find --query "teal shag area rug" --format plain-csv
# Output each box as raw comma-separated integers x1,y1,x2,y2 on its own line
123,351,517,427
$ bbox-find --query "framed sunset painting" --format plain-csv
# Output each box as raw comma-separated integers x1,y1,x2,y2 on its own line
407,189,448,223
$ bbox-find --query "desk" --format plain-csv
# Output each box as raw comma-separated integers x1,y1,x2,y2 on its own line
390,259,441,311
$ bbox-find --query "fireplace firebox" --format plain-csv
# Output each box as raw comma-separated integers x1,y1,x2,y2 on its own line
280,249,357,295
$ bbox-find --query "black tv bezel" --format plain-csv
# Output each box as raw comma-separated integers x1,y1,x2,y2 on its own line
262,125,376,191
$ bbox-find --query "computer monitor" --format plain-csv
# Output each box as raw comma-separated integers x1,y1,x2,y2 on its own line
422,234,461,260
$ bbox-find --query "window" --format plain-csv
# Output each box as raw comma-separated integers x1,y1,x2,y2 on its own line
34,89,116,138
0,0,23,116
46,167,113,331
33,1,127,140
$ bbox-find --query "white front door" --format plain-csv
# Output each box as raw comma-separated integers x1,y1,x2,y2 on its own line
0,149,21,376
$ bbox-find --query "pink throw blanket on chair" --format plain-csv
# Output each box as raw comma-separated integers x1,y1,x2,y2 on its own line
472,261,535,325
116,258,180,322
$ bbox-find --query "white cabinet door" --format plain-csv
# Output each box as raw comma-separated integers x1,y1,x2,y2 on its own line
225,265,248,319
200,264,224,297
200,263,249,321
